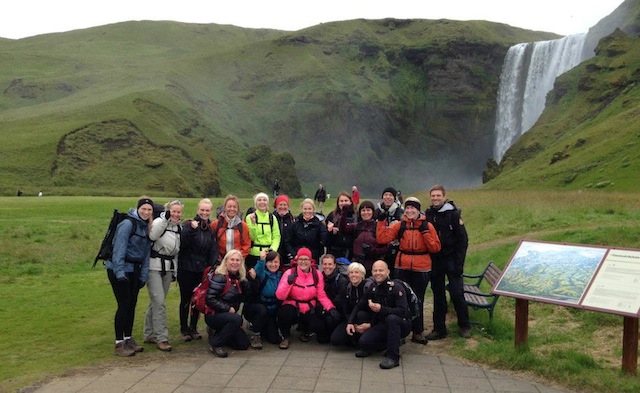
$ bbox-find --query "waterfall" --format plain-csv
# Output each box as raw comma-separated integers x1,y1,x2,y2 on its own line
493,34,588,163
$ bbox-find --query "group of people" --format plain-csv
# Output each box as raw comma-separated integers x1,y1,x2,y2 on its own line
105,184,470,370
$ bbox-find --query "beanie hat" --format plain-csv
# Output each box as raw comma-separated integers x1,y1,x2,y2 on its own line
404,197,421,211
254,192,269,207
295,247,313,260
274,194,290,208
137,197,154,209
381,187,397,198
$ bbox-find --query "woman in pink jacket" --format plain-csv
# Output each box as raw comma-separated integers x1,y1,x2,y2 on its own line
275,248,339,349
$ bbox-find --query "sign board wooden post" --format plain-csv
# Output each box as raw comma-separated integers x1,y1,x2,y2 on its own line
492,240,640,374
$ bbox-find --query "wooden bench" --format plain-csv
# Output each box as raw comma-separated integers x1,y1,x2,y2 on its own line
462,262,502,321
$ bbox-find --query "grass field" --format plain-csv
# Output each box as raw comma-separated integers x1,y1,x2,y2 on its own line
1,191,640,392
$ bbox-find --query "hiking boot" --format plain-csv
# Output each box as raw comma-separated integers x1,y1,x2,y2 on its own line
157,341,172,352
114,342,135,357
181,329,193,342
425,330,448,340
355,350,371,358
143,336,157,344
190,328,203,340
250,334,263,350
410,332,428,345
279,338,290,350
210,346,228,358
460,328,472,339
379,357,400,369
124,338,144,353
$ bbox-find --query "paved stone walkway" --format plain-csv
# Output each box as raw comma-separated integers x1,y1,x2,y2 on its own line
26,338,575,393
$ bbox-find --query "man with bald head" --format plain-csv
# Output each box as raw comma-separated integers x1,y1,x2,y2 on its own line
346,260,411,369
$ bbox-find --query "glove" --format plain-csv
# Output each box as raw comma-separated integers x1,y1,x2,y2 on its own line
139,281,146,289
377,211,388,222
328,308,341,321
287,273,296,285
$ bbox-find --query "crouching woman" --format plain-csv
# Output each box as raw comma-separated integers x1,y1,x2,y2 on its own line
204,249,251,357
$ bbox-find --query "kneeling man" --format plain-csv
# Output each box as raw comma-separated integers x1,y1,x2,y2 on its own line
346,260,411,369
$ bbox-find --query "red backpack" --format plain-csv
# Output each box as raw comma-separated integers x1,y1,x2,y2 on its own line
190,267,239,315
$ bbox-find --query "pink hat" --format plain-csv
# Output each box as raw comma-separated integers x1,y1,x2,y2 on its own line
274,194,290,208
295,247,312,260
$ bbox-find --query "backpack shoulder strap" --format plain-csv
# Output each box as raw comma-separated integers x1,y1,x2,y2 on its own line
397,220,407,240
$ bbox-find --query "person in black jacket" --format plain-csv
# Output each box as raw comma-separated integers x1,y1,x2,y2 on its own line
273,194,295,266
317,254,349,343
177,198,218,342
425,185,471,340
325,192,357,259
375,187,404,269
330,262,373,348
313,184,327,213
346,260,411,369
285,198,327,263
204,249,251,357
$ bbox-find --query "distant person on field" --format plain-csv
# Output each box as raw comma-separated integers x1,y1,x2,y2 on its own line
17,189,23,196
38,191,43,197
375,187,404,268
325,192,357,259
177,198,217,342
210,195,251,262
106,196,154,357
351,185,360,206
143,199,183,352
204,249,251,357
273,194,295,266
272,179,280,198
425,184,471,339
314,184,327,213
346,260,411,369
285,198,327,263
376,197,441,345
246,192,281,270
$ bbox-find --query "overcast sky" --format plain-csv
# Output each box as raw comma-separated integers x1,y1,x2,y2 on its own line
1,0,625,40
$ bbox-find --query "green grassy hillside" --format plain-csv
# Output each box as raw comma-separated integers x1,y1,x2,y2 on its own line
0,19,556,197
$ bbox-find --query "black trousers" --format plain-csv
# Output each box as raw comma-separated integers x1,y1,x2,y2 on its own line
330,310,371,347
205,312,250,349
107,268,142,341
177,269,203,334
431,256,470,333
243,303,281,344
358,314,411,361
277,304,324,339
394,269,430,334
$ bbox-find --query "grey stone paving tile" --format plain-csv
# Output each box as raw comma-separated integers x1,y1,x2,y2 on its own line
245,356,288,366
76,380,134,393
154,360,203,373
321,358,361,371
535,383,578,393
361,368,405,383
94,368,150,382
283,365,322,377
406,385,451,393
125,381,181,393
139,370,191,385
403,353,442,365
283,356,326,368
359,379,405,393
315,375,361,392
318,367,355,381
227,373,275,389
402,370,449,387
447,375,494,390
183,371,234,387
236,365,279,378
444,364,488,378
174,384,224,393
197,360,245,374
489,377,539,392
223,387,268,393
270,375,317,391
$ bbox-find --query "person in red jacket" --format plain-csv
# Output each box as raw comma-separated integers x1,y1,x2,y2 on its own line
351,185,360,206
376,197,441,345
210,195,251,262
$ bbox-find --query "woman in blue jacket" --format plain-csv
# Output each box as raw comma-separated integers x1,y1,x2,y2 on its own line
245,250,283,349
106,196,154,357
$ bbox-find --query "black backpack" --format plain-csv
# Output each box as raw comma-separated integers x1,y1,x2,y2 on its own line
393,279,421,321
92,209,134,268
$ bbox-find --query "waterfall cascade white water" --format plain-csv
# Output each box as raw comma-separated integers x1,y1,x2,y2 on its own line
493,34,588,163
